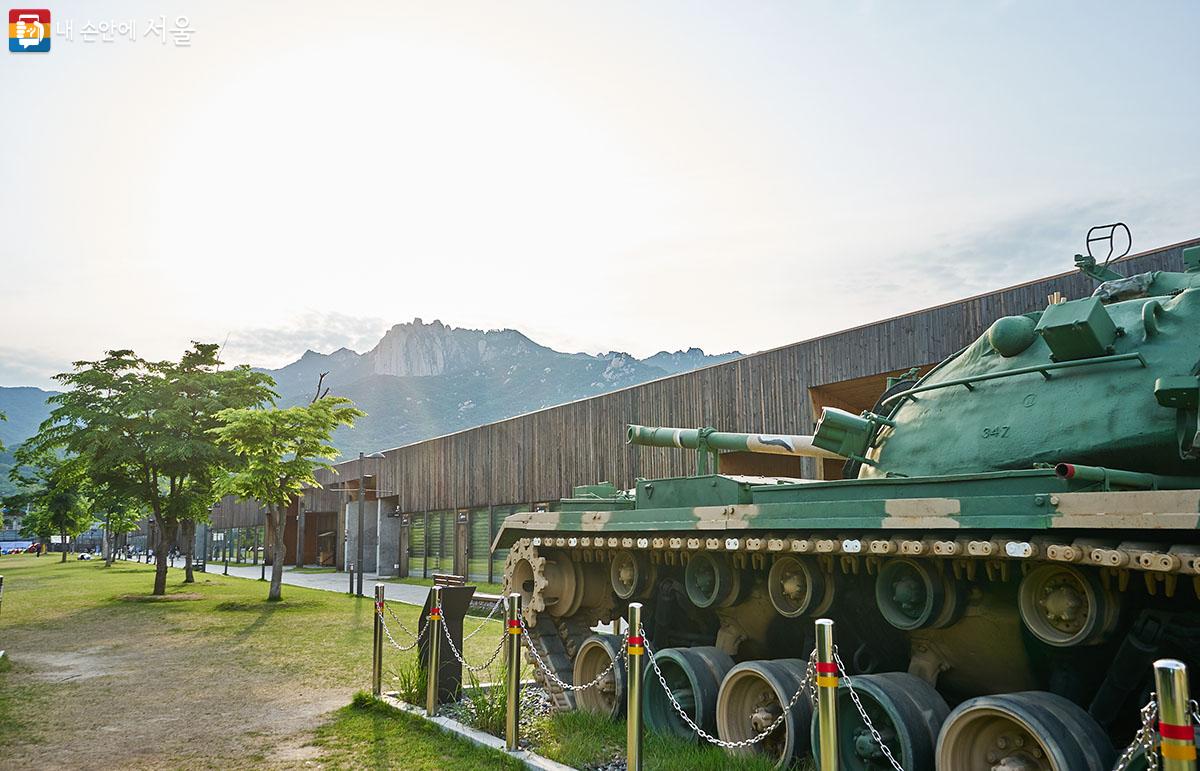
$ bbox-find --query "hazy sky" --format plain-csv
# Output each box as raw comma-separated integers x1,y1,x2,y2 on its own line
3,1,1198,389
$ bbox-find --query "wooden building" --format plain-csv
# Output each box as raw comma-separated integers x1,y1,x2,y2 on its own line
210,237,1200,582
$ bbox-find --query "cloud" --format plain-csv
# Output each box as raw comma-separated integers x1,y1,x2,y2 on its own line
829,183,1200,305
221,311,391,369
0,346,70,389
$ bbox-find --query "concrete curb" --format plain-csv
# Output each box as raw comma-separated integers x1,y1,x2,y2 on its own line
382,694,576,771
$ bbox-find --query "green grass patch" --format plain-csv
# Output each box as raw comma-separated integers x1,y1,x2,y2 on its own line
311,692,523,770
0,553,515,767
531,709,793,771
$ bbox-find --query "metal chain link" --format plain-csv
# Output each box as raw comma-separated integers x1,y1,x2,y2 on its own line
1191,698,1200,731
517,615,621,692
378,608,428,653
384,602,424,639
643,627,816,749
441,616,508,674
833,646,905,771
463,597,505,642
1112,696,1158,771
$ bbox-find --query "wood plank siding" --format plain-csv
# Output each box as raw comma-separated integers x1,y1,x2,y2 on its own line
211,237,1198,528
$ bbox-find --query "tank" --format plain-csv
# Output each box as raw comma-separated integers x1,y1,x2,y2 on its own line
500,232,1200,769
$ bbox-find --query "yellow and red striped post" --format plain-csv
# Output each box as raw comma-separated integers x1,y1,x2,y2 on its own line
1155,658,1197,770
815,618,839,771
372,585,385,696
505,593,522,752
626,602,645,771
425,586,443,716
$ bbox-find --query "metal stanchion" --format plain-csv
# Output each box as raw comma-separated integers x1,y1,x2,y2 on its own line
505,592,522,752
626,602,644,771
1155,658,1197,770
348,563,355,595
425,586,443,716
372,585,385,697
815,618,839,771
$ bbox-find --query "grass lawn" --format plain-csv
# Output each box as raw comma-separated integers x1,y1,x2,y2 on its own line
532,710,791,771
0,553,514,769
0,554,811,770
312,693,523,770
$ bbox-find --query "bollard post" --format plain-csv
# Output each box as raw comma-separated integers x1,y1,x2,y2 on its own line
626,602,644,771
425,586,442,716
815,618,839,771
372,585,385,697
1155,658,1197,770
348,563,354,595
505,592,522,752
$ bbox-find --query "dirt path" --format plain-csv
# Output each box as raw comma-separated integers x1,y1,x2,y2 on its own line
0,567,367,770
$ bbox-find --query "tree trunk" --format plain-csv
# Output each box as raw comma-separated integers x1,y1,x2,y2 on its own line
182,519,196,583
60,527,68,562
268,507,286,601
104,514,113,567
153,520,176,595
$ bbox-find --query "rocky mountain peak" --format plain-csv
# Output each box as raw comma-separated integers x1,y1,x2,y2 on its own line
367,317,549,378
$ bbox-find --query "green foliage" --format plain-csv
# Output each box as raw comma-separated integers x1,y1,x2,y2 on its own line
5,443,91,544
460,671,507,737
390,657,426,705
212,395,363,600
211,396,364,515
29,344,275,593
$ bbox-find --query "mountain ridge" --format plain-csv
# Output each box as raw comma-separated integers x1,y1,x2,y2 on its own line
1,319,741,466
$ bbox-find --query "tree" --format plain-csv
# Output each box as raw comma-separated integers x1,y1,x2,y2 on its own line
7,445,92,562
212,396,364,601
33,345,275,594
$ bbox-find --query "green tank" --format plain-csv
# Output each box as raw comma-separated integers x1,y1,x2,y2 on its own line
500,234,1200,770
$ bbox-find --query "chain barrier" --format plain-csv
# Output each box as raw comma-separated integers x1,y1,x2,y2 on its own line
441,616,508,674
832,646,905,771
463,597,505,642
378,607,429,653
643,627,816,749
518,615,621,692
385,601,425,639
1112,697,1159,771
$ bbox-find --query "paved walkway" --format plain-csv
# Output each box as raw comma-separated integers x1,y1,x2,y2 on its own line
185,561,434,605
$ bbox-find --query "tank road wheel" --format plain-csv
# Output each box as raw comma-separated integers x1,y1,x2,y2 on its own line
809,673,948,771
936,691,1114,771
643,646,733,742
610,550,655,600
875,559,964,630
715,659,814,767
767,555,833,617
504,541,581,625
573,634,628,719
1017,565,1119,647
684,552,742,609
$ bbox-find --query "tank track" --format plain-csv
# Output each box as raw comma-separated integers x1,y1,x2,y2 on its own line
526,612,578,712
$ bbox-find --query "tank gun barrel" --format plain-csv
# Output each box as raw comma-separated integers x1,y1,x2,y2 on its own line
627,424,844,460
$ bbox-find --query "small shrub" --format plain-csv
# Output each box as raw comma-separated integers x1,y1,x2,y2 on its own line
460,671,507,737
391,657,427,705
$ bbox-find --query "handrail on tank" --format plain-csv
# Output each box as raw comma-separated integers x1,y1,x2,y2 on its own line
880,351,1146,409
